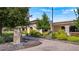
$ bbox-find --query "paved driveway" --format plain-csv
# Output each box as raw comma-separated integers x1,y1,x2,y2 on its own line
17,38,79,51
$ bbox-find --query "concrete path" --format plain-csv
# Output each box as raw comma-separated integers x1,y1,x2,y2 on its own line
17,38,79,51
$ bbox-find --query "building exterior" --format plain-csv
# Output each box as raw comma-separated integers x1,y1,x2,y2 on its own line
27,20,79,36
2,20,79,36
53,21,79,36
26,20,43,34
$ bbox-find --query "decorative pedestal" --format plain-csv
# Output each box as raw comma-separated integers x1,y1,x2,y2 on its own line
13,28,21,44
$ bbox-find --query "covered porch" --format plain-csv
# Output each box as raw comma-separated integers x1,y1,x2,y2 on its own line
53,21,79,36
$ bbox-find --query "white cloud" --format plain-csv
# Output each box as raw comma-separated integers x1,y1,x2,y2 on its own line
30,17,35,21
40,9,51,12
29,12,42,21
53,17,75,22
62,9,75,14
54,18,72,22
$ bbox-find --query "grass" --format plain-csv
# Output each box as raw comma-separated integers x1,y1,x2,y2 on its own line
67,36,79,42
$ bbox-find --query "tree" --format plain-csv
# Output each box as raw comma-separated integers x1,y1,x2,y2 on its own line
74,8,79,31
0,8,8,35
4,8,29,27
36,18,42,29
0,7,29,35
36,12,50,32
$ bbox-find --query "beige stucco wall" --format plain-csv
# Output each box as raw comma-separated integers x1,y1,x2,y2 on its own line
53,25,70,35
53,25,61,32
27,24,43,33
53,24,79,36
29,24,37,30
26,24,37,34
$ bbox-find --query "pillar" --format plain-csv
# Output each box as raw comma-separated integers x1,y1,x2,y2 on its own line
39,29,42,34
65,25,70,36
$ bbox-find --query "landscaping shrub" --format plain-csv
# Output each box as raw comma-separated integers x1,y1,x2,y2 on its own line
0,36,4,44
4,36,13,43
52,32,57,39
52,30,68,40
67,36,79,42
21,31,28,35
2,31,13,37
30,30,42,37
42,32,49,37
2,31,13,43
51,29,79,43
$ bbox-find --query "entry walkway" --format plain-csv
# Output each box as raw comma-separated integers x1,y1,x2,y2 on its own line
18,38,79,51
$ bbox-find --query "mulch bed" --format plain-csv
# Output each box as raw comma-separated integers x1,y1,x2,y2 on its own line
0,40,42,51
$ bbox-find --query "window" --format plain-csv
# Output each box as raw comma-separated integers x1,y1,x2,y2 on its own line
30,27,33,30
69,26,79,32
22,27,25,31
61,26,65,30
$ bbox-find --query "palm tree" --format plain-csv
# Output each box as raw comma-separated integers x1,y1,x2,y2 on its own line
74,8,79,31
74,9,78,19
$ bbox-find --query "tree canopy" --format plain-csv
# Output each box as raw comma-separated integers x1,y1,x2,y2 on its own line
3,8,29,28
74,8,79,31
36,12,50,32
0,7,29,34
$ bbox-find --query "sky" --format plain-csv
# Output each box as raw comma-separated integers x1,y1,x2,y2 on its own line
29,7,76,22
53,7,76,22
29,7,52,21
